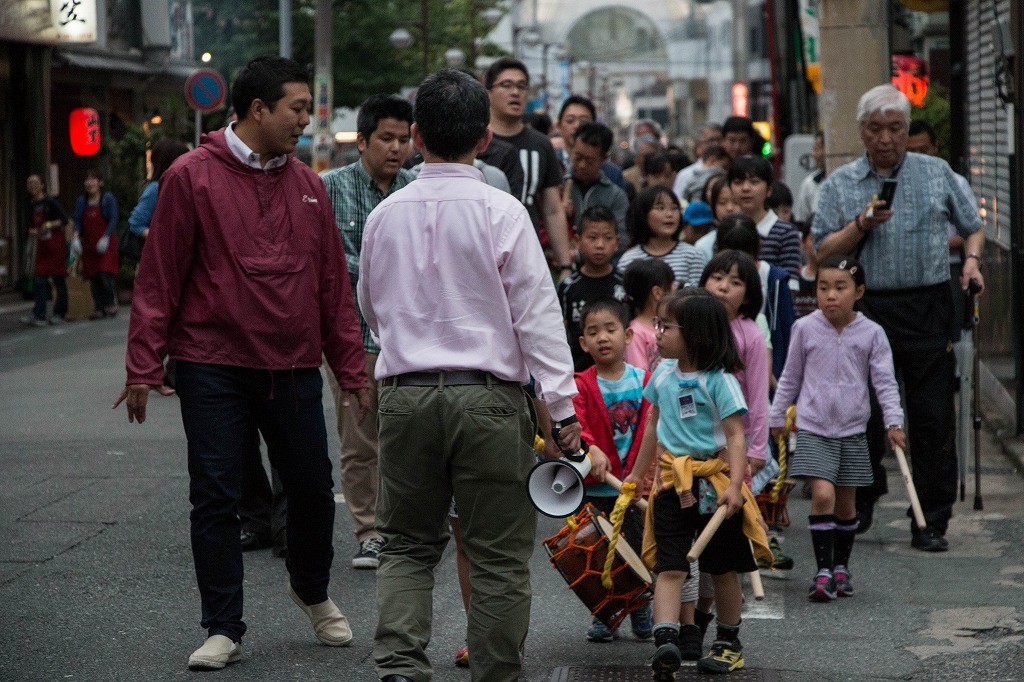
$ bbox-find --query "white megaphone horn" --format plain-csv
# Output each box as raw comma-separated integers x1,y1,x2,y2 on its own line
528,442,592,518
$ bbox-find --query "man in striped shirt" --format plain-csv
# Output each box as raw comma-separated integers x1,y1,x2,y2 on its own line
321,94,414,570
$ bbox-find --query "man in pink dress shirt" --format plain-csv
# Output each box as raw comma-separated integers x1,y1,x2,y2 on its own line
358,69,585,682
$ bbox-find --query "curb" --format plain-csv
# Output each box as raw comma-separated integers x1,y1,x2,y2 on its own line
1001,437,1024,476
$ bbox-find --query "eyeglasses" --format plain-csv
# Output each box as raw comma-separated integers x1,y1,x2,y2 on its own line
653,317,683,334
493,80,529,92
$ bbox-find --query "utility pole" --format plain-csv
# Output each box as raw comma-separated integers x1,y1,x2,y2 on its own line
310,0,333,173
732,0,748,93
279,0,292,58
420,0,431,78
1011,1,1023,433
817,1,889,171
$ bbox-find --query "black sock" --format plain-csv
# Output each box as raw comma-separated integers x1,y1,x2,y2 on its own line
833,517,858,567
694,608,715,638
714,619,740,644
808,514,836,571
653,623,679,647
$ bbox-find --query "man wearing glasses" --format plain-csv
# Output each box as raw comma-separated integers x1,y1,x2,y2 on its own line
484,57,573,278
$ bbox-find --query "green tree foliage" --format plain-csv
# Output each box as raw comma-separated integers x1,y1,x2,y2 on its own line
193,0,505,109
911,83,951,163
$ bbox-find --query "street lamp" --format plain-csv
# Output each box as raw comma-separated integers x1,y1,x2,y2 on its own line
469,3,504,66
444,47,466,68
512,24,542,59
389,28,414,50
392,1,503,78
539,42,564,113
390,0,431,77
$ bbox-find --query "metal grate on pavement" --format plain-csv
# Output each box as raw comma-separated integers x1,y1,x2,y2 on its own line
549,666,783,681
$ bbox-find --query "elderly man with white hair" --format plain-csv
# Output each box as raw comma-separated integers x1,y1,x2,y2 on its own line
813,84,984,554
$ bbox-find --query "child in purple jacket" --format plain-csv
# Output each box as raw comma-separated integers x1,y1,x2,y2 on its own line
769,257,905,602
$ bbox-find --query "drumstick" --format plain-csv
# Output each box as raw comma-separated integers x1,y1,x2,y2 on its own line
893,446,927,530
747,541,765,601
686,506,728,563
604,473,649,511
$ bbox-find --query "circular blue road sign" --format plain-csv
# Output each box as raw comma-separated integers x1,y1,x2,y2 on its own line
184,69,227,113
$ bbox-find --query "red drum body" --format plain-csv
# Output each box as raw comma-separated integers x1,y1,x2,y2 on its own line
756,479,796,528
542,503,653,629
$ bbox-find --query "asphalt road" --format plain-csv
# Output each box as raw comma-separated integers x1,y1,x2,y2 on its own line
2,313,1023,681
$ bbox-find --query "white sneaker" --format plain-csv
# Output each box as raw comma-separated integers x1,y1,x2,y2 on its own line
187,634,241,670
287,583,353,646
20,315,46,327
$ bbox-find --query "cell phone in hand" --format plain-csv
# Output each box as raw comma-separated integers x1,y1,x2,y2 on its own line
878,178,898,208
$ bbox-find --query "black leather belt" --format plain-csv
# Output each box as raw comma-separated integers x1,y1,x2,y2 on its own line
380,370,518,388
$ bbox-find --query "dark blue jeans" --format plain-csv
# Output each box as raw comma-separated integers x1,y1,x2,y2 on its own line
176,361,336,641
32,275,67,320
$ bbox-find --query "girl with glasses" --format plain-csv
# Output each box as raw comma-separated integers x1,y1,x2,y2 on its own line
623,289,770,677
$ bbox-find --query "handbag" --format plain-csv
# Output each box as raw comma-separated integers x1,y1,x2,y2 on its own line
118,224,144,263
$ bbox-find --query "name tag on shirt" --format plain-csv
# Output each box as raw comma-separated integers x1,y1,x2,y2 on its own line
678,393,697,419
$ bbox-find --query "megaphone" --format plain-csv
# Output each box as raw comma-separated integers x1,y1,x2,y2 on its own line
528,443,592,518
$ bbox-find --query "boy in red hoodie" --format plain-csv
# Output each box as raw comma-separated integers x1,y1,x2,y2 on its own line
574,298,654,643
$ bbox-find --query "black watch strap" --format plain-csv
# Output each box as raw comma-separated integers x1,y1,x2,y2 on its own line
553,414,578,429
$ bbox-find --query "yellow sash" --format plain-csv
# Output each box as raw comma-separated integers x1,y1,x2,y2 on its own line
641,452,772,571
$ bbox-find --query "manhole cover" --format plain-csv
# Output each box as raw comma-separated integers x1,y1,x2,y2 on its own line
549,666,783,681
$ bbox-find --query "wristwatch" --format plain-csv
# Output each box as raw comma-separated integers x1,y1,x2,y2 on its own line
965,253,982,270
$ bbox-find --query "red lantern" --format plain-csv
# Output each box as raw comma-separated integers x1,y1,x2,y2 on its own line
69,108,101,156
891,55,929,107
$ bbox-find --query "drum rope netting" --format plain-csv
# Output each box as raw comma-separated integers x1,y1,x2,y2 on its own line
601,482,636,589
547,510,647,625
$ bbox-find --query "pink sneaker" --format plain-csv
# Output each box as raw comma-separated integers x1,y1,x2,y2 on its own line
808,568,836,602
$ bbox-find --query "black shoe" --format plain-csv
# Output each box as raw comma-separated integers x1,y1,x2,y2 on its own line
911,525,948,552
679,623,703,660
855,498,875,535
240,529,272,552
271,529,287,558
382,676,413,682
651,641,681,680
696,638,745,674
353,536,385,569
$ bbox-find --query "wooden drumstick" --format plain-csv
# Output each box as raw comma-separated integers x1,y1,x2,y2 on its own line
604,472,649,511
748,541,765,601
686,505,728,563
894,446,927,530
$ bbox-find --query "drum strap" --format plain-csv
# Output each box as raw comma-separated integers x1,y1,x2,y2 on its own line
771,406,797,503
602,482,637,589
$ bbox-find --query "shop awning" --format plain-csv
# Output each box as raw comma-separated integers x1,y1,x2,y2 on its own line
55,50,198,80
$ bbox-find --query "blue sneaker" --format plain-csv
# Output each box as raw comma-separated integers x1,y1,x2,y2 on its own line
630,602,653,640
586,617,616,642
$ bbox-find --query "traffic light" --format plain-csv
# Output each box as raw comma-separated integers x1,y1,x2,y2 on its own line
753,121,772,156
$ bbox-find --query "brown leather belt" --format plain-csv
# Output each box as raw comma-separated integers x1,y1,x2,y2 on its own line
380,370,518,388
